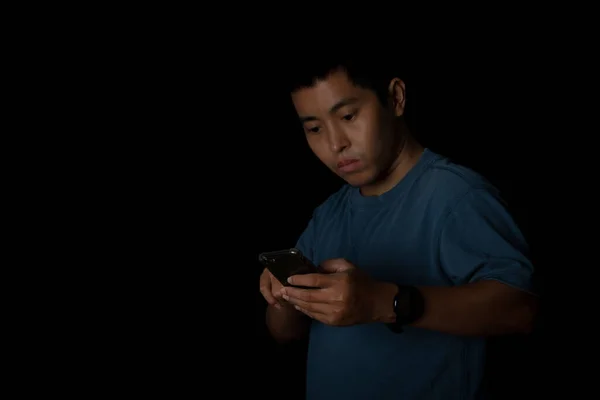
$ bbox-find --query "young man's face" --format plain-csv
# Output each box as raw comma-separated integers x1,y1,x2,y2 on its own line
291,69,404,188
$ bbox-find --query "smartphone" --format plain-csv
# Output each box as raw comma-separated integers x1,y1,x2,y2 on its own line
258,248,318,287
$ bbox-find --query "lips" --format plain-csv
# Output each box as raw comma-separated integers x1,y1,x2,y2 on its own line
337,159,361,173
337,159,357,168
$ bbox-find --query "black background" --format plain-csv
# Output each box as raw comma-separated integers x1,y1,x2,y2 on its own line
250,69,541,399
104,42,586,398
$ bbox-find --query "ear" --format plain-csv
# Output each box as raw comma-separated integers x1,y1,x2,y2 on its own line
387,78,406,117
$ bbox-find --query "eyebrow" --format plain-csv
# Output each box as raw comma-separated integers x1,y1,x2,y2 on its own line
299,97,360,123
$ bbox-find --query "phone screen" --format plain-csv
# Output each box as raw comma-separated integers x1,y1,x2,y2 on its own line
259,248,317,287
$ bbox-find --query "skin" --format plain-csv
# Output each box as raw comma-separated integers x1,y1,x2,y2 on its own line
291,68,422,196
260,68,537,342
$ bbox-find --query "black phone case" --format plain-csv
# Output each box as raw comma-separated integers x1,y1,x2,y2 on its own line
258,248,318,287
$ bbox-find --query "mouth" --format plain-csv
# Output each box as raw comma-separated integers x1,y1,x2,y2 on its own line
336,159,361,173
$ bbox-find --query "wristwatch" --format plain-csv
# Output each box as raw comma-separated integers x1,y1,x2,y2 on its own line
387,285,425,333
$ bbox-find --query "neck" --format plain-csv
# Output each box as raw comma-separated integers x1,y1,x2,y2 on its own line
360,131,424,197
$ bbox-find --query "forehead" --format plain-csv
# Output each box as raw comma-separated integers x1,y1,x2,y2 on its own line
291,69,369,114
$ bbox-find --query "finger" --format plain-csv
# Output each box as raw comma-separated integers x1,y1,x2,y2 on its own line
272,290,286,306
282,287,330,303
294,305,324,321
259,273,279,308
260,284,278,305
283,295,331,315
287,273,333,288
320,258,354,273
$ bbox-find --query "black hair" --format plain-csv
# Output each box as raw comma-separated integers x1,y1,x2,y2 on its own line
284,52,406,108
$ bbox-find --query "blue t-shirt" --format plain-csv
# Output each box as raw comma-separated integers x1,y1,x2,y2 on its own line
295,149,534,400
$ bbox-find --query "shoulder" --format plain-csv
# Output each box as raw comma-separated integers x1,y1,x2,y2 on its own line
414,152,505,215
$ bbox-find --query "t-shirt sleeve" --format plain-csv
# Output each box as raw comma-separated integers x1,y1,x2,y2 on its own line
438,187,535,294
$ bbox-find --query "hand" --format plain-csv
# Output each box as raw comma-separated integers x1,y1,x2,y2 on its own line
259,268,286,309
281,258,392,326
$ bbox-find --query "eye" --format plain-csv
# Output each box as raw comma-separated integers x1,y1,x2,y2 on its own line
307,126,320,134
342,112,356,121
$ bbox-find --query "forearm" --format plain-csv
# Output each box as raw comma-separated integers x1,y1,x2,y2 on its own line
266,303,311,343
375,280,538,336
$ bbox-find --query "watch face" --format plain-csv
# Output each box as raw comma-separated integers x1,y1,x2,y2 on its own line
394,286,412,318
394,286,425,325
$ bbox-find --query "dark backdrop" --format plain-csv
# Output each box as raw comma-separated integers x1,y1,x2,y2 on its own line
251,70,542,399
112,48,563,398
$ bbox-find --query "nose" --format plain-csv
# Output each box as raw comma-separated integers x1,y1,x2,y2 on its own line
327,125,350,153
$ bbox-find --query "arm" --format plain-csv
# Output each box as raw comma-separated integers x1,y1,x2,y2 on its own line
265,215,318,343
266,302,311,343
373,280,538,336
375,187,538,336
282,187,539,336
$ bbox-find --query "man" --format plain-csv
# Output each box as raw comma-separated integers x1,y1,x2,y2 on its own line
259,57,537,399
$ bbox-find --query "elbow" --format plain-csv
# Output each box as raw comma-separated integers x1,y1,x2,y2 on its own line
268,328,305,344
273,336,298,345
270,333,292,345
512,295,539,335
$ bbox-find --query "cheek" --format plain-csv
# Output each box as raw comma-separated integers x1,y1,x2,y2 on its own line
351,122,383,158
307,138,331,163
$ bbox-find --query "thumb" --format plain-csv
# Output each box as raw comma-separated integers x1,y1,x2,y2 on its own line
319,258,354,273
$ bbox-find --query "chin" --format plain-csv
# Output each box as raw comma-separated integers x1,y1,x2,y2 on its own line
340,170,377,188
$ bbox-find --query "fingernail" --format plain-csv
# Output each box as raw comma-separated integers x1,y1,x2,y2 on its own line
287,277,293,284
282,294,289,301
